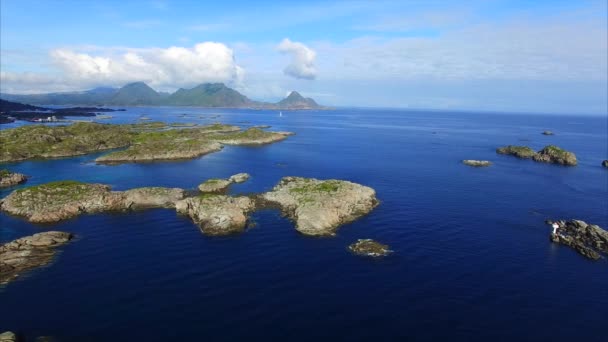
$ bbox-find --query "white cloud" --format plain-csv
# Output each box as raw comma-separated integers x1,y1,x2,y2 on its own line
277,38,317,80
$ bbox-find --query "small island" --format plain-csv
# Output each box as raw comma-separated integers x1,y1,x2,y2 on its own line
261,177,379,236
198,173,250,193
602,160,608,168
348,239,392,257
496,145,577,166
546,220,608,260
1,231,73,285
542,131,554,135
176,195,255,235
0,170,27,188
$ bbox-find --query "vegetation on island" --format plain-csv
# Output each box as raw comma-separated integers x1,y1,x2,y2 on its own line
1,121,291,164
496,144,577,166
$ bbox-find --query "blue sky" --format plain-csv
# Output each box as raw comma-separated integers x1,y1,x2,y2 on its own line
1,0,606,114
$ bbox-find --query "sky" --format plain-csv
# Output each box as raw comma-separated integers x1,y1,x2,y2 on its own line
1,0,607,114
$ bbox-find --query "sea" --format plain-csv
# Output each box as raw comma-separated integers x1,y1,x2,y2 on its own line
1,107,607,341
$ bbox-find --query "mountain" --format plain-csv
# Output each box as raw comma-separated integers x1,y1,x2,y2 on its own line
277,91,320,109
166,83,254,107
0,82,325,109
0,87,119,106
109,82,161,105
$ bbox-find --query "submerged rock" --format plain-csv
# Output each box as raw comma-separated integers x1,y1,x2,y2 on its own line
533,145,577,166
497,145,577,166
175,195,255,235
548,220,608,260
0,181,184,223
542,131,554,135
0,231,73,285
462,160,492,167
348,239,392,257
261,177,378,236
0,170,27,188
198,173,251,193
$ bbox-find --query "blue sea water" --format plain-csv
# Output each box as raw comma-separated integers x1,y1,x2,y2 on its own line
1,108,607,341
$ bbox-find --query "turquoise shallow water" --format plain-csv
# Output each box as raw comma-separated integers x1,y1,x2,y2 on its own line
1,108,607,341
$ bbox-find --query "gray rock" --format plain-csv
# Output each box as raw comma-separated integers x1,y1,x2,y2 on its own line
542,131,554,135
228,173,250,183
175,195,254,235
602,160,608,168
0,231,73,285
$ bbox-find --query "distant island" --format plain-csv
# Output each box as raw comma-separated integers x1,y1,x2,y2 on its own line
0,82,325,110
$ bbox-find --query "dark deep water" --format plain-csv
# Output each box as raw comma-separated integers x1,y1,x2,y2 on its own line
1,108,607,341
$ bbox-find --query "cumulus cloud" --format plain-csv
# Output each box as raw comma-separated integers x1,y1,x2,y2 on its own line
277,38,317,80
1,42,244,93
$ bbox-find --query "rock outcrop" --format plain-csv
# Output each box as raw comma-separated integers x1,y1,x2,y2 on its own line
547,219,608,260
0,170,27,188
211,128,291,145
175,195,255,235
497,145,577,166
542,131,554,135
0,231,73,285
198,173,251,193
0,181,184,223
462,160,492,167
602,160,608,168
261,177,379,236
348,239,392,257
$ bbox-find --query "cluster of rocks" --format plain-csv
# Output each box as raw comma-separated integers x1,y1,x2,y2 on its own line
497,145,577,166
1,231,73,285
1,176,379,239
462,160,492,167
541,131,554,135
0,170,27,188
547,219,608,260
198,173,250,193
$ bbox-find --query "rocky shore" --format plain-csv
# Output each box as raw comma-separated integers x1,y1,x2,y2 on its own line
462,160,492,167
0,181,184,223
0,170,27,188
261,177,379,236
348,239,392,257
1,231,73,285
547,219,608,260
497,145,577,166
1,122,293,164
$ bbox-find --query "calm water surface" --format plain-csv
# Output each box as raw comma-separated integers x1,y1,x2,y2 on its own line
1,108,607,341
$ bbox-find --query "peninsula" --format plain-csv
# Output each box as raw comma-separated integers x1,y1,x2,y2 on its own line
0,122,293,164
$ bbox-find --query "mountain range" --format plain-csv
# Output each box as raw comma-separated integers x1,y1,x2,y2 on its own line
0,82,323,109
